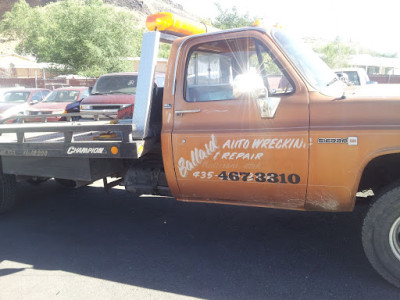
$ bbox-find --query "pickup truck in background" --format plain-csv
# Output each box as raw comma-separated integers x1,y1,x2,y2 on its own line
79,72,165,120
335,68,377,85
0,12,399,288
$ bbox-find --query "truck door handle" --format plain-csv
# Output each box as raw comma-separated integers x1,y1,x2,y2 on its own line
175,109,201,116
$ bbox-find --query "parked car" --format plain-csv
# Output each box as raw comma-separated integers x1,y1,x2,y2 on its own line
335,68,377,86
0,87,22,101
79,72,165,119
26,86,89,122
0,88,51,122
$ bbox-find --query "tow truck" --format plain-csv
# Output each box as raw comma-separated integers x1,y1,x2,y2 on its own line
0,12,400,287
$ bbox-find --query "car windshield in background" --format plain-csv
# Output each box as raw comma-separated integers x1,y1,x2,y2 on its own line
272,29,337,90
342,71,360,85
44,90,81,102
155,75,165,87
92,75,137,95
1,91,31,103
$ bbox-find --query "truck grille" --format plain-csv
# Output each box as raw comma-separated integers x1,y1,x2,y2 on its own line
91,105,121,110
29,111,52,115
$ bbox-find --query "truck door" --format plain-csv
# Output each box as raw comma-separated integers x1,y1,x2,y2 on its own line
171,30,310,209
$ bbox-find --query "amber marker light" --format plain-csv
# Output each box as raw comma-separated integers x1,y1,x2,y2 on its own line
137,144,144,156
146,12,212,36
111,146,119,155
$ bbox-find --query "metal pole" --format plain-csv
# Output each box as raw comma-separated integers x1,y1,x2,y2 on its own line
131,31,160,139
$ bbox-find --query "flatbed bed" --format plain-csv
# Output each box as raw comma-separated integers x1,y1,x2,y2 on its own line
0,117,155,183
0,118,148,159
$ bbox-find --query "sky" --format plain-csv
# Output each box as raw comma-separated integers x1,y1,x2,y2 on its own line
175,0,400,55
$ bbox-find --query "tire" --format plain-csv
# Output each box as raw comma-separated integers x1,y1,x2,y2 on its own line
0,173,17,214
55,178,77,188
362,185,400,288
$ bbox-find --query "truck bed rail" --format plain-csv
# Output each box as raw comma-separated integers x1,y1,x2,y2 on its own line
0,118,149,159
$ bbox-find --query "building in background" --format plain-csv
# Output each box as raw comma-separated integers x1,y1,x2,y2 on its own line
349,54,400,75
0,54,52,78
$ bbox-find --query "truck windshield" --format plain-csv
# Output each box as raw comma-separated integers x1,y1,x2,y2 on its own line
92,75,137,95
272,29,338,91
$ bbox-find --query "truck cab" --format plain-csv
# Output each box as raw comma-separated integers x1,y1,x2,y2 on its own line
155,22,400,214
160,27,310,209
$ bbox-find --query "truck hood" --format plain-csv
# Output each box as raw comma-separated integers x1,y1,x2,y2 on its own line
345,84,400,99
81,94,135,105
28,102,69,112
0,103,23,113
310,84,400,128
0,103,28,119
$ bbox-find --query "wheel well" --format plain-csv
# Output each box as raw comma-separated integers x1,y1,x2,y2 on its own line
358,153,400,196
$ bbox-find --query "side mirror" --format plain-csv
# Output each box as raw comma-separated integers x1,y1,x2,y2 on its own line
88,86,93,94
256,97,281,119
233,71,280,118
30,99,39,105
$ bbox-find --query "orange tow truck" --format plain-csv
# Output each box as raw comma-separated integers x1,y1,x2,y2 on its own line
0,12,399,287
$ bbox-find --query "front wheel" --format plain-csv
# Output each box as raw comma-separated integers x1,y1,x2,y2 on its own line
362,185,400,287
0,173,17,214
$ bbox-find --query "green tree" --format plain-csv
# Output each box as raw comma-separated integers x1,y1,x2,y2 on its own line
212,3,255,29
1,0,143,76
158,44,171,59
314,38,356,68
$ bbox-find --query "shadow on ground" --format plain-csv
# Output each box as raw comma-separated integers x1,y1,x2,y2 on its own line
0,180,398,299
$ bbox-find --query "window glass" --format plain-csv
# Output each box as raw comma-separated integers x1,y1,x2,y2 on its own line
42,90,51,97
80,89,89,99
155,75,165,87
185,38,293,102
93,75,137,95
43,90,81,102
272,29,337,90
2,91,31,103
345,71,361,85
31,91,43,101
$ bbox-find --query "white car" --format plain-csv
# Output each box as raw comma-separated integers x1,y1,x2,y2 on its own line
335,68,377,86
0,88,51,123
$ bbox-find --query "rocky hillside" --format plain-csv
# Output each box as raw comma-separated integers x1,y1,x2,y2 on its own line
0,0,187,20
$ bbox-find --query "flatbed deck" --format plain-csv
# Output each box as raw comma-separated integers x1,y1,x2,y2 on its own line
0,120,148,159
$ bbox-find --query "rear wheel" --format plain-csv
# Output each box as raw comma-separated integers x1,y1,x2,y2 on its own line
0,173,17,214
362,185,400,287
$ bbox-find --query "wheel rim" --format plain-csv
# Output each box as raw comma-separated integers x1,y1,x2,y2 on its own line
389,216,400,262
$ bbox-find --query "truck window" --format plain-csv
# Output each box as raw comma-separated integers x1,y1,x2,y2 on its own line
184,38,293,102
80,89,89,99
